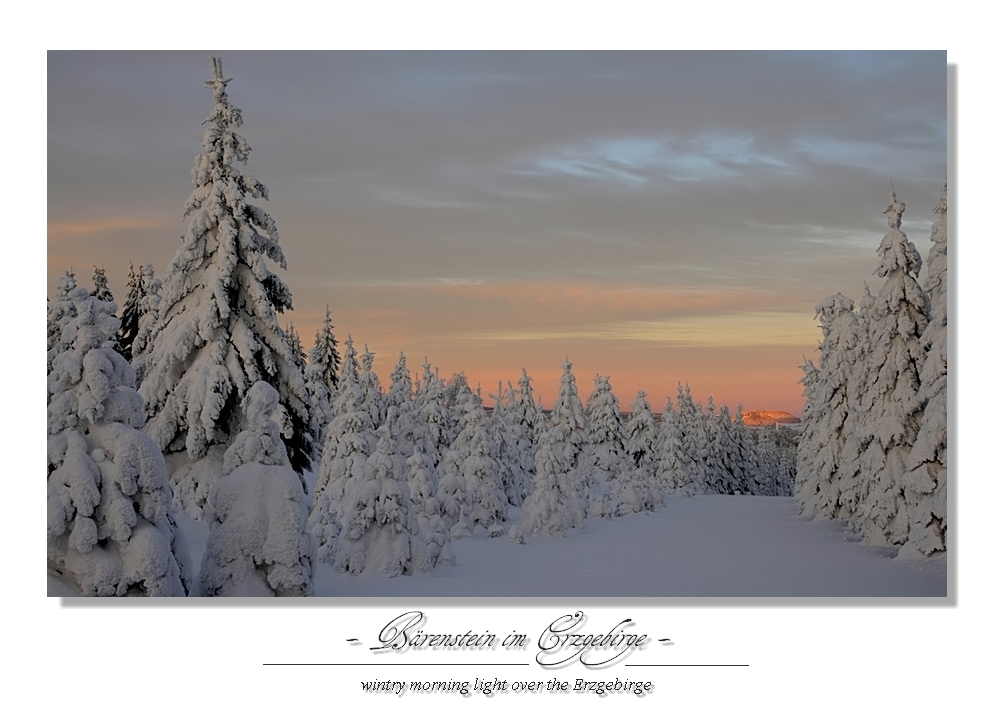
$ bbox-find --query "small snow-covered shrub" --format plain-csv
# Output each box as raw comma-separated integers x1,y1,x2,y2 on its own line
200,462,314,596
200,382,314,596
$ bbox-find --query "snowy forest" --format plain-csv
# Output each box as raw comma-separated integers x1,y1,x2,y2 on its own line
46,58,945,597
795,182,948,559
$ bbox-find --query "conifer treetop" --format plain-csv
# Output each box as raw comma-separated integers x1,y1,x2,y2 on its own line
876,182,922,280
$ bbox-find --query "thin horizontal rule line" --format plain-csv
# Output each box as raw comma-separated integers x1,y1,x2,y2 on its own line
263,662,747,667
263,662,530,666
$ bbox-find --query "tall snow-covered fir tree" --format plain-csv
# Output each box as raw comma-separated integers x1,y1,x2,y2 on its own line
700,397,728,494
309,338,375,563
384,351,418,448
138,58,313,516
796,182,943,557
506,367,544,498
615,390,659,514
712,404,741,495
117,262,143,361
488,381,530,506
130,263,161,386
584,374,624,518
47,278,190,596
310,305,341,392
855,184,930,547
798,293,859,519
794,358,823,512
624,390,658,471
585,374,625,478
730,407,757,495
303,307,341,451
512,360,590,538
836,281,877,520
405,430,456,568
359,344,386,428
435,375,506,537
674,383,707,494
414,360,452,467
901,182,948,557
655,397,685,497
549,359,590,470
285,322,307,371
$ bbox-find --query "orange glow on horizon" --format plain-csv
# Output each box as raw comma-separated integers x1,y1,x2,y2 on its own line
283,276,815,417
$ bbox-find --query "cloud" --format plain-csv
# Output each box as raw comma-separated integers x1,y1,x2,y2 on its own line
515,132,798,188
46,51,946,415
48,218,165,238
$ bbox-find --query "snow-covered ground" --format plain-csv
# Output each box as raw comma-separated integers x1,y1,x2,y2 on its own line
50,492,944,597
312,495,945,598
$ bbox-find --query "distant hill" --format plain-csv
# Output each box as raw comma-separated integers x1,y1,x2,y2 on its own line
740,410,801,426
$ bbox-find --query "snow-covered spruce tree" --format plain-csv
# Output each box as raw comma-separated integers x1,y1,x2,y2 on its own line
797,293,859,518
406,431,456,567
730,407,756,495
47,279,190,596
510,430,567,539
442,372,475,443
138,58,314,516
586,374,625,478
304,360,332,455
461,420,508,537
714,405,742,495
48,271,79,376
700,397,728,494
585,374,631,517
625,390,658,471
359,345,386,428
774,428,798,496
511,360,590,539
488,381,529,507
309,338,375,563
311,305,341,392
304,313,339,449
117,262,143,361
655,397,686,497
336,422,427,577
200,381,314,596
129,263,161,387
675,383,708,494
837,282,877,520
551,360,590,458
751,426,782,496
285,323,307,370
92,265,114,303
415,360,453,468
854,185,930,547
794,358,823,514
438,376,506,537
901,182,948,557
506,368,544,502
384,351,418,451
435,374,473,537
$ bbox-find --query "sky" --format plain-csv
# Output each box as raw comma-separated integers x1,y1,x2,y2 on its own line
47,50,947,415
